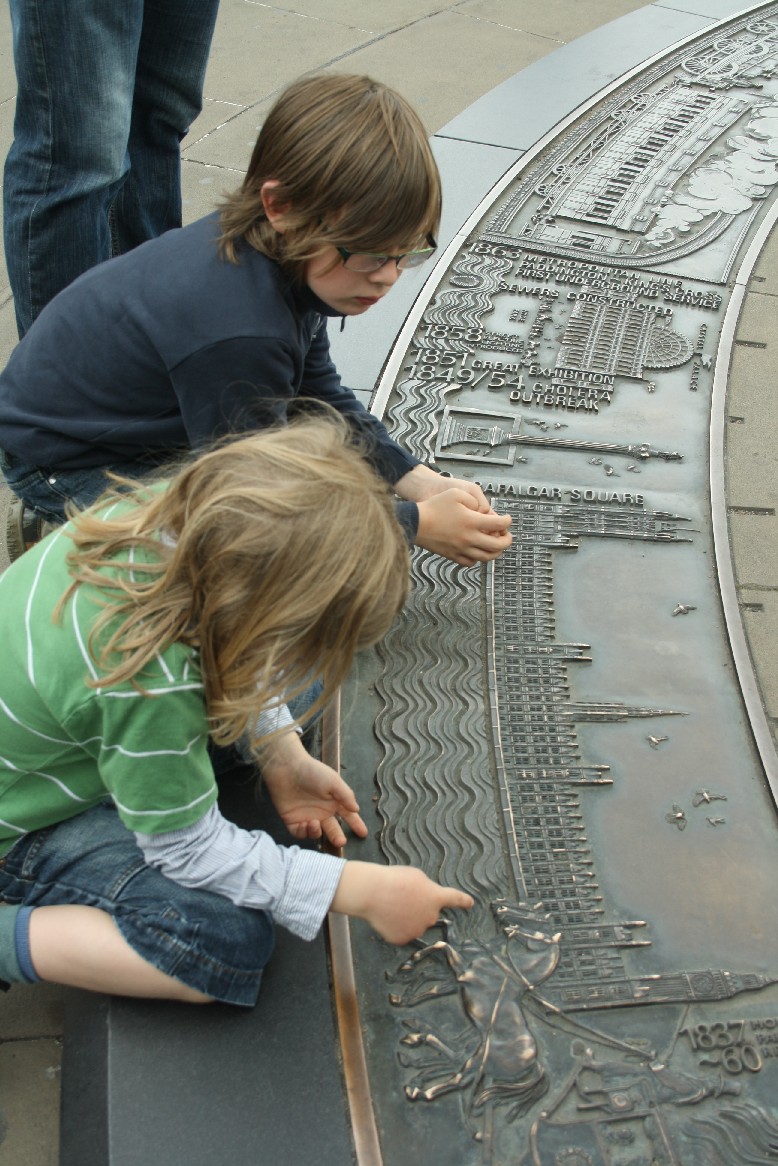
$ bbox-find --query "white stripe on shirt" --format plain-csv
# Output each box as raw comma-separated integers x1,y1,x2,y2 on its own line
0,696,204,759
70,587,100,684
99,684,204,699
113,783,217,819
0,757,92,803
25,533,62,687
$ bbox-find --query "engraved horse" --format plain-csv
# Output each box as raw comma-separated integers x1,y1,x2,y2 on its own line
388,901,561,1128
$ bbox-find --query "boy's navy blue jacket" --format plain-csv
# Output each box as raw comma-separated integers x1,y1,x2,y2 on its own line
0,212,420,534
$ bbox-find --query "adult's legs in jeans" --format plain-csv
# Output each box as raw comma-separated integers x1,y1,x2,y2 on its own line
3,0,219,336
4,0,143,336
111,0,220,254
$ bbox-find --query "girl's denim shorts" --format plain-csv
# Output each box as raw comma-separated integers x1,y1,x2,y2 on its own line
0,801,274,1006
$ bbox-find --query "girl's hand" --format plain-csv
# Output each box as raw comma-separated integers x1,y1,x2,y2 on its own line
331,861,473,945
261,732,367,848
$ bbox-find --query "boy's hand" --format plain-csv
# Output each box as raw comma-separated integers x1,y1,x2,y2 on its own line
395,463,490,508
261,732,367,848
416,488,512,566
394,464,511,566
331,861,473,945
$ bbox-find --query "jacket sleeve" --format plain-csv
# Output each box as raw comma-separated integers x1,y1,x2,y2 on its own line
299,321,419,486
168,331,421,541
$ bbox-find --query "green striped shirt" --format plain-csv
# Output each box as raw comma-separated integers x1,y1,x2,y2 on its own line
0,521,217,855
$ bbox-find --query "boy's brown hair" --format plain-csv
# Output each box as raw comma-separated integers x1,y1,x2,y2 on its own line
219,73,441,277
60,417,409,753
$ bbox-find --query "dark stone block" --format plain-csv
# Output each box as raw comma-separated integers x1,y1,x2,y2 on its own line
60,753,353,1166
60,929,353,1166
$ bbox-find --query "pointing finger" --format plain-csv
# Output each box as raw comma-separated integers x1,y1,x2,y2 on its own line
441,888,474,911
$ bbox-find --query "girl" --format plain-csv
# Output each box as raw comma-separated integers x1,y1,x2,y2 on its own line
1,73,511,567
0,418,472,1004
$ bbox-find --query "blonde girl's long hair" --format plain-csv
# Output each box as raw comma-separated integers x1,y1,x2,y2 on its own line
218,73,441,278
60,418,409,752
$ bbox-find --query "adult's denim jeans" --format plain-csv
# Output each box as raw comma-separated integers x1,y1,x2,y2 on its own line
3,0,220,337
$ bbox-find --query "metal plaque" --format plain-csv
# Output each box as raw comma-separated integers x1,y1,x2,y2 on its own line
337,8,778,1164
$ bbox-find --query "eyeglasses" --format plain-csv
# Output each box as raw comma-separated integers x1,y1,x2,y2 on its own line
336,236,437,273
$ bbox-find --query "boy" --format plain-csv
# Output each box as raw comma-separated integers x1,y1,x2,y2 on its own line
0,73,511,566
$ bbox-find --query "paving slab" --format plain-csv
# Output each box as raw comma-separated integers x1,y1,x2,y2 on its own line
0,12,12,107
182,100,273,171
726,344,778,508
181,158,243,226
0,1038,61,1166
199,0,369,107
181,96,247,151
440,5,719,148
260,0,445,30
321,11,561,133
751,234,778,294
729,509,778,584
0,983,71,1041
740,593,778,724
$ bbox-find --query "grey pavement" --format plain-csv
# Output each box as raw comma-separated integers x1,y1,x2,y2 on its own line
0,2,776,1163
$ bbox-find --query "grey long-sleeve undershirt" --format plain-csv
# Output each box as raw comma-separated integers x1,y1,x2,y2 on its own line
136,802,345,941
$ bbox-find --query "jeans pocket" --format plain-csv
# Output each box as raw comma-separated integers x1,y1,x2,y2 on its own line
0,831,44,900
14,826,56,880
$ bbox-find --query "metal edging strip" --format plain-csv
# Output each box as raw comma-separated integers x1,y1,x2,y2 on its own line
321,692,384,1166
710,199,778,797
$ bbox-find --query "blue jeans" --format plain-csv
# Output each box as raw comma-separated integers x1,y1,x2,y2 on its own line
3,0,220,337
0,447,156,522
0,802,274,1006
